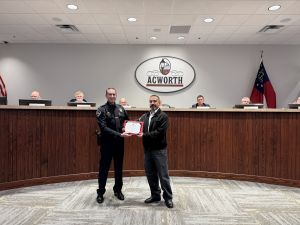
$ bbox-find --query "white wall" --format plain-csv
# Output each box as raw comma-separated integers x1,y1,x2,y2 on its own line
0,44,300,108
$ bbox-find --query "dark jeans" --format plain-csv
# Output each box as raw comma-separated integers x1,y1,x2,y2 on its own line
97,143,124,195
144,148,173,200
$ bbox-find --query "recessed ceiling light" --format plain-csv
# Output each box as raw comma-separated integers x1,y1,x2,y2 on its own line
177,36,185,40
127,17,137,22
268,5,281,11
204,18,214,23
150,36,157,40
67,4,78,10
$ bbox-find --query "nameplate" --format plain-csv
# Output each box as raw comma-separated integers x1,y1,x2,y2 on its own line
197,106,210,109
244,106,259,109
29,103,46,106
76,104,92,108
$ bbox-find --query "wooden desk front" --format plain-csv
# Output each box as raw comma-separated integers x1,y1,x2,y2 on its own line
0,106,299,190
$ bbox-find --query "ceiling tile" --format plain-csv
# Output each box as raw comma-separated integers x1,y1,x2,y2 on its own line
227,0,262,14
218,15,249,26
0,14,24,25
243,15,278,26
17,14,49,25
26,0,63,13
31,24,60,34
93,14,121,25
99,25,123,34
76,25,102,33
0,1,33,13
144,0,172,14
281,1,300,14
113,0,144,14
145,14,172,26
40,14,72,25
172,0,210,14
171,15,198,26
213,26,239,34
234,25,262,34
0,25,37,34
66,14,96,25
189,26,215,34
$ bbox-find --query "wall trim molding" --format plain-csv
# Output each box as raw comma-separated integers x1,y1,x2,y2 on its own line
1,170,300,191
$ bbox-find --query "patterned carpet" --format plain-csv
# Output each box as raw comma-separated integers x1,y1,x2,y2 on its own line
0,177,300,225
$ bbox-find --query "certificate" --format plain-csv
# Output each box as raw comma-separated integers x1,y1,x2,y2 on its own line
123,121,144,135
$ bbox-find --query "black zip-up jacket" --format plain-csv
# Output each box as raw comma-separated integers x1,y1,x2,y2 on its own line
96,102,129,143
139,108,168,151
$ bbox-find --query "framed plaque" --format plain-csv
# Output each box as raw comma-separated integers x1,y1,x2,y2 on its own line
123,121,144,135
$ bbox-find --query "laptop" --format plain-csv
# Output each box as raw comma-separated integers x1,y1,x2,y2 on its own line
0,96,7,105
234,104,263,109
288,103,300,109
19,99,52,106
67,102,96,107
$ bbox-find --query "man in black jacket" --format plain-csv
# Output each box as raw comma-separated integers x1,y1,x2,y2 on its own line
96,88,130,204
137,95,173,208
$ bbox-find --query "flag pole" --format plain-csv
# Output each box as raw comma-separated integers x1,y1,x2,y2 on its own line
260,50,264,62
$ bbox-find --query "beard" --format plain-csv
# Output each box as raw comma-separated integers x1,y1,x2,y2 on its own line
150,104,157,111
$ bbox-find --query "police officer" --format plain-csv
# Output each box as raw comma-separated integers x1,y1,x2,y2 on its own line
96,88,131,204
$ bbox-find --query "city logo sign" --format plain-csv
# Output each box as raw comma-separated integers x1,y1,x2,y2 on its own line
135,56,196,93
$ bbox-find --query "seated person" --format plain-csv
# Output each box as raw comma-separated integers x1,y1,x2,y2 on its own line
69,90,87,103
192,95,210,108
31,90,41,100
241,97,251,104
293,96,300,104
119,97,131,108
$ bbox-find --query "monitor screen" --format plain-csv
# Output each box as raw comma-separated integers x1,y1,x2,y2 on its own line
234,104,263,109
67,102,96,107
288,103,300,109
0,96,7,105
19,99,52,106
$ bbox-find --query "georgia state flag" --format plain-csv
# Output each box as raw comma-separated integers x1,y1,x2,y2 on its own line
250,62,276,108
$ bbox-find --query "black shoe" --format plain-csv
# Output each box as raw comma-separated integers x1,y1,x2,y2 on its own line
165,199,173,208
114,191,125,200
96,194,104,204
144,196,161,204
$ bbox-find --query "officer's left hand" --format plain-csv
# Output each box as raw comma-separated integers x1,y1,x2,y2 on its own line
121,132,132,137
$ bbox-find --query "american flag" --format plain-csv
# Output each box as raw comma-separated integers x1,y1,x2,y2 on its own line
0,75,7,97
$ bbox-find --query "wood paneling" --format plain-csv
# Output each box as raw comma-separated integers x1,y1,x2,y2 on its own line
0,107,300,190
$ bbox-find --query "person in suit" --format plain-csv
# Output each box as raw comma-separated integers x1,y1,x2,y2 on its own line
30,90,41,100
192,95,210,108
137,95,173,208
69,90,87,103
95,88,131,204
241,97,251,104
